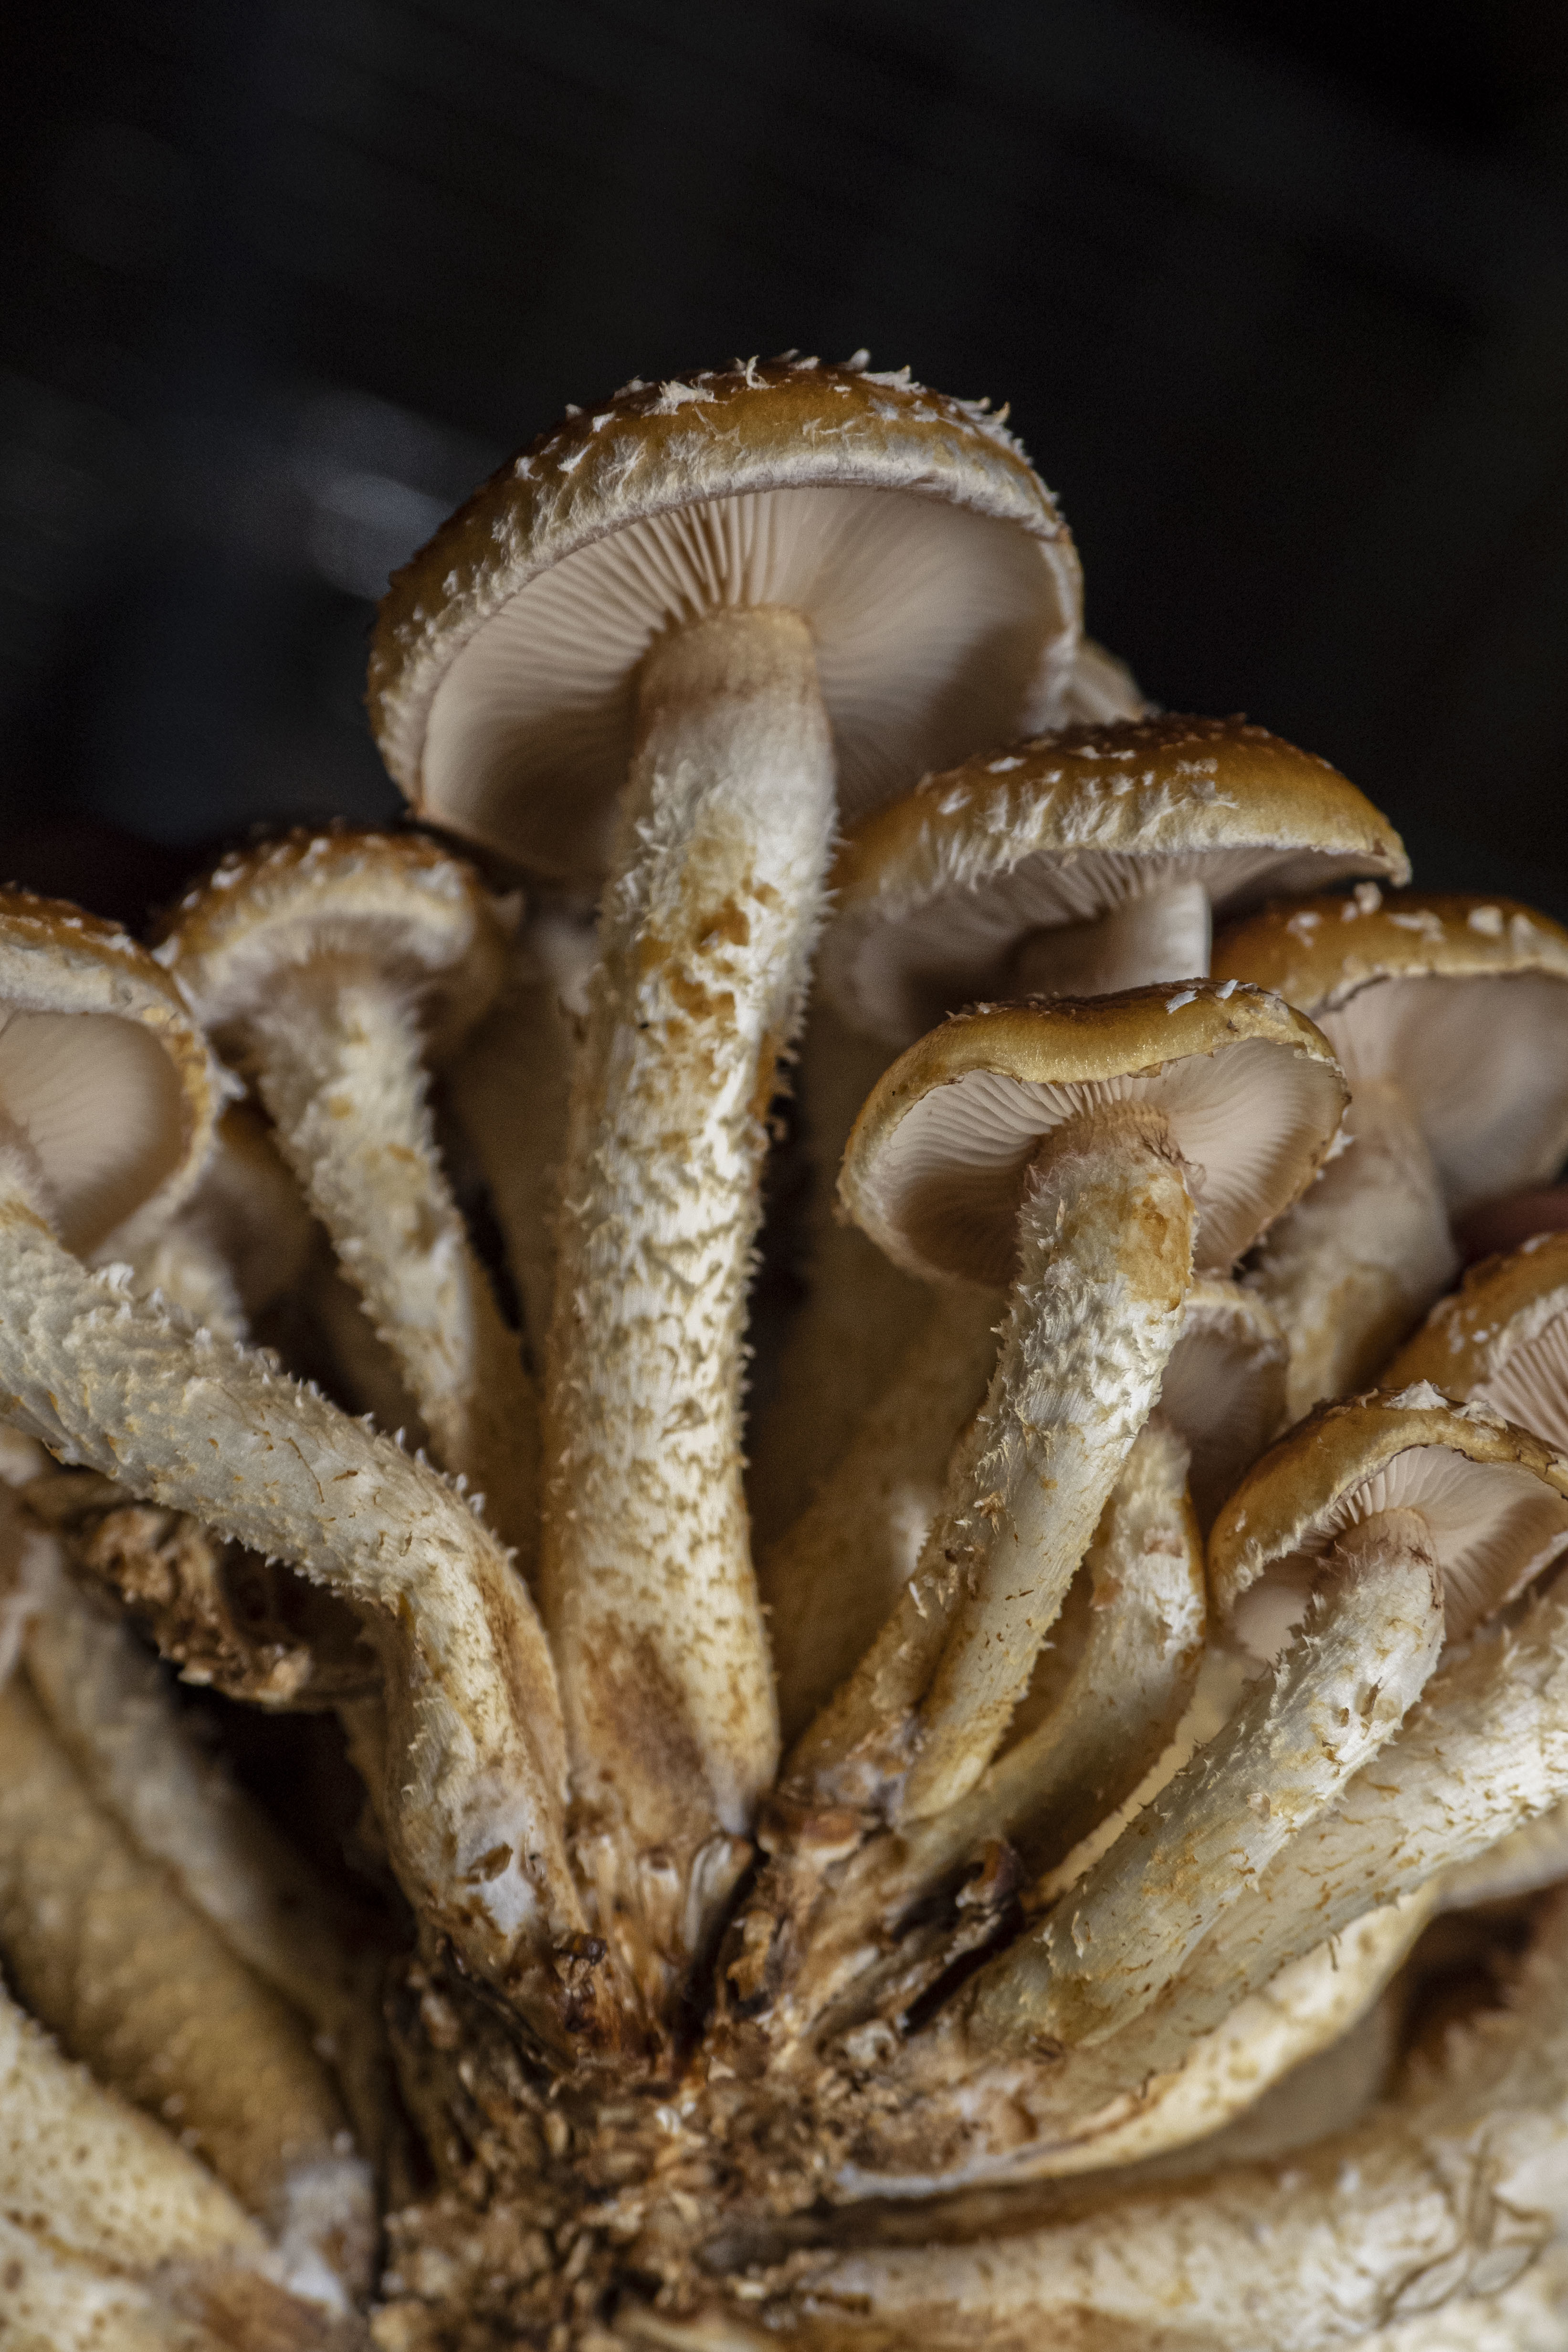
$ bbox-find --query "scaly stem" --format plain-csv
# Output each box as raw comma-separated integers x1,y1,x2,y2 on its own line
541,606,835,2019
0,1191,587,2056
249,964,539,1563
789,1104,1196,1827
1250,1078,1458,1419
966,1509,1445,2058
1009,879,1212,999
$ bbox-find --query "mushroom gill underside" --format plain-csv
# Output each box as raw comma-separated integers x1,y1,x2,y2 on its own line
4,359,1568,2352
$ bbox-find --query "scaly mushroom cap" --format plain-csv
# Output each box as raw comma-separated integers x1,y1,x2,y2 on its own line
367,356,1082,879
1212,890,1568,1217
821,716,1408,1044
1385,1229,1568,1456
0,891,221,1260
1210,1384,1568,1659
156,827,511,1063
838,980,1347,1289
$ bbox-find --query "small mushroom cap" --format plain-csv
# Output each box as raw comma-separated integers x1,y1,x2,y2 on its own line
1210,1385,1568,1659
1385,1229,1568,1457
838,980,1347,1289
1213,890,1568,1216
0,891,221,1259
367,357,1082,880
156,829,511,1059
822,716,1408,1044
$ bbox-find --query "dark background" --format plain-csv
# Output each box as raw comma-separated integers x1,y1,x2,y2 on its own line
3,0,1568,924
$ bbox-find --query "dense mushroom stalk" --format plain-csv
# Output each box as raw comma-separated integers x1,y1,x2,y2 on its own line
540,605,833,2015
789,984,1345,1828
1214,889,1568,1416
158,830,537,1562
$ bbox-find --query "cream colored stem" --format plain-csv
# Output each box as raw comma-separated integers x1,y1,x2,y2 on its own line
1009,881,1212,999
0,1194,586,2049
542,605,833,2015
24,1578,374,2080
0,1969,265,2271
761,1282,1001,1742
0,1676,357,2237
969,1508,1445,2056
775,1422,1204,2053
791,1106,1196,1827
1251,1079,1459,1419
249,960,538,1562
746,1004,927,1551
798,1895,1568,2350
128,1226,247,1344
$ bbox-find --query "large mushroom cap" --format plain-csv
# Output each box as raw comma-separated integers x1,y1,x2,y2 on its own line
155,829,511,1060
1386,1229,1568,1457
821,715,1408,1045
367,357,1082,881
838,980,1347,1289
1212,890,1568,1216
1210,1385,1568,1658
0,891,221,1259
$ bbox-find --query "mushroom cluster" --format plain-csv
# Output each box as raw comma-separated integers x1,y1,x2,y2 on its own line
4,354,1568,2352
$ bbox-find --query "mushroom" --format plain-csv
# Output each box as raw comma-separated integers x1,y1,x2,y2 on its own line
0,1672,372,2301
761,1418,1206,2054
788,980,1344,1830
368,355,1083,2010
753,716,1400,1544
949,1387,1568,2065
1212,889,1568,1417
156,828,537,1560
821,715,1408,1050
762,1274,1274,1751
1050,635,1151,725
0,894,587,2055
1385,1225,1568,1454
787,1886,1568,2352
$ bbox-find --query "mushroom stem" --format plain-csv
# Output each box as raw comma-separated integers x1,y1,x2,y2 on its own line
245,960,539,1560
1009,879,1213,999
542,604,833,2008
1251,1078,1458,1418
746,1004,928,1552
791,1103,1196,1826
794,1893,1568,2351
775,1422,1205,2050
0,1674,369,2284
968,1507,1445,2056
760,1282,1002,1743
0,1190,588,2049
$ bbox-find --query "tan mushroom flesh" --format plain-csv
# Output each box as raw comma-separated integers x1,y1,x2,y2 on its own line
958,1388,1568,2061
792,980,1345,1827
822,716,1408,1049
1386,1225,1568,1455
369,357,1083,2017
1213,889,1568,1417
156,829,537,1560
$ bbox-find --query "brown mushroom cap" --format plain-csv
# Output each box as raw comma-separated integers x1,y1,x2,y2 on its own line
1212,890,1568,1217
0,891,221,1260
838,980,1346,1290
821,717,1408,1044
367,357,1082,881
154,828,510,1061
1210,1385,1568,1659
1385,1229,1568,1456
